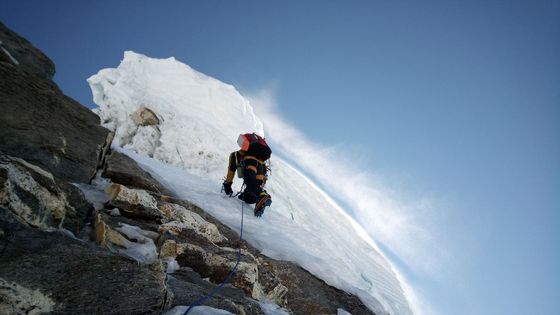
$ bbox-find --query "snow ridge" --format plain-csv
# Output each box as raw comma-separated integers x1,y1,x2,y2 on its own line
88,51,413,315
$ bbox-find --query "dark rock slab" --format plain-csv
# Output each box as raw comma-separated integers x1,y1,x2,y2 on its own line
0,209,167,315
102,151,173,196
0,21,55,79
110,199,165,223
0,23,110,184
175,241,258,295
167,269,262,315
270,261,374,315
58,181,94,234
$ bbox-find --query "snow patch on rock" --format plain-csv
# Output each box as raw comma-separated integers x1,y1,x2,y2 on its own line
164,257,181,274
114,223,158,264
257,300,290,315
0,40,20,65
73,174,112,211
164,305,233,315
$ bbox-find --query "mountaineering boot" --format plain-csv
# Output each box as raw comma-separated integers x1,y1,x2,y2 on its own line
238,191,258,203
254,191,272,217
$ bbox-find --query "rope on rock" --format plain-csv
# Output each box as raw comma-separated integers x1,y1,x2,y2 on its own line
182,184,245,315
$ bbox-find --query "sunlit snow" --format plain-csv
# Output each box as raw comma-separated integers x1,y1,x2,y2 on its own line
88,51,413,315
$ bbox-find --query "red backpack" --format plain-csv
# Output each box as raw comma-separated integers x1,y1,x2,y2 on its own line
237,133,272,161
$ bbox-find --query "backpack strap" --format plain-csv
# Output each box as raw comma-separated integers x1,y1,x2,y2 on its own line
243,155,265,164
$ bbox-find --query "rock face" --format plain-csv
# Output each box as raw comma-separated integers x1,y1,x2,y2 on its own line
102,150,173,195
270,261,369,314
0,21,54,79
132,106,160,126
105,183,164,222
0,22,376,315
0,210,167,314
0,22,111,184
0,155,91,234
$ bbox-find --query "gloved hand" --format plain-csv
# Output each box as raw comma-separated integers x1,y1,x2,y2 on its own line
254,208,265,217
222,181,233,196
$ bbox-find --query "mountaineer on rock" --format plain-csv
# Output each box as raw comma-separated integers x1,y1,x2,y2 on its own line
222,133,272,217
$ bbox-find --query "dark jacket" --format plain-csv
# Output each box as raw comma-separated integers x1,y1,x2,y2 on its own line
225,150,267,204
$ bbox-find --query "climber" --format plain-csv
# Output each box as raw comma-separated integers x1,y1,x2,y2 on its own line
222,133,272,217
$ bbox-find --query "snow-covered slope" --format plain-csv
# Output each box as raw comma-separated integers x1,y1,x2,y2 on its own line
88,51,413,315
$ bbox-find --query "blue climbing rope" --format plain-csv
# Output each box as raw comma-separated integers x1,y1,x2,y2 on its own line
182,185,245,315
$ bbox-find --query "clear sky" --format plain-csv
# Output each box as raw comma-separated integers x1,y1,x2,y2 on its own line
2,1,559,314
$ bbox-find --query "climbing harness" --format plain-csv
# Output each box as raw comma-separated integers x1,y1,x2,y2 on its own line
182,184,246,315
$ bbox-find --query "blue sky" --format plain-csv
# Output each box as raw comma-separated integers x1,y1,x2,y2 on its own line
2,1,559,314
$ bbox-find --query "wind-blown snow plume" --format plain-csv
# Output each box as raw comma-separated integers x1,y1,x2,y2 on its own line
247,89,447,315
248,89,443,276
88,51,415,315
